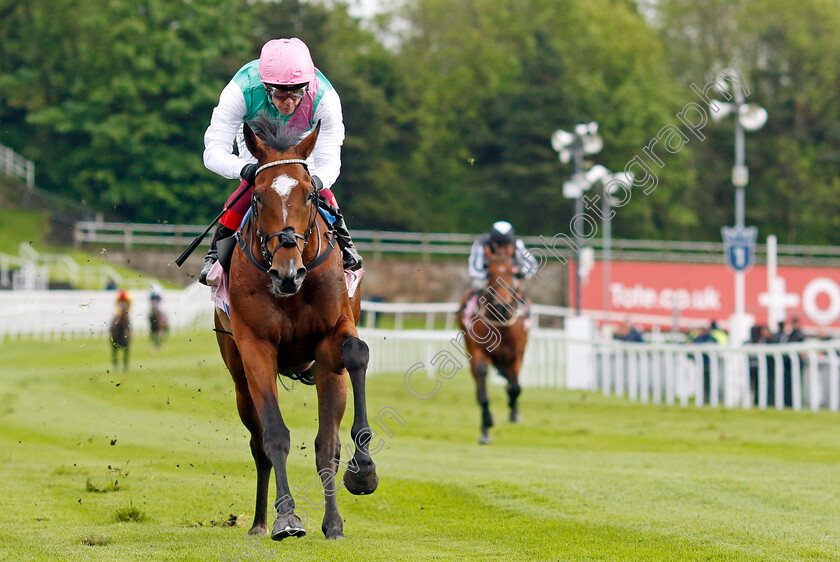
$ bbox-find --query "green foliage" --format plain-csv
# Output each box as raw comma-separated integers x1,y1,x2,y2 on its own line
653,0,840,243
1,0,839,243
395,0,691,236
0,0,252,223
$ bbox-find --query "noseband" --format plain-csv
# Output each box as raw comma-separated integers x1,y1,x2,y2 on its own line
237,158,335,273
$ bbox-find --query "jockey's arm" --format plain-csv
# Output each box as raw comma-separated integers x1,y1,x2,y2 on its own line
203,81,254,180
467,240,488,281
515,239,539,279
306,89,345,191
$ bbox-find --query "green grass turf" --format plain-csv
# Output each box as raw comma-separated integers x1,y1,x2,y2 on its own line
0,331,838,561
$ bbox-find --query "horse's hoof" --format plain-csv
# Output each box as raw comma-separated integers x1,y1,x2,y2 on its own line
248,524,269,536
510,412,521,423
479,435,492,445
323,526,345,540
343,468,378,495
271,516,306,541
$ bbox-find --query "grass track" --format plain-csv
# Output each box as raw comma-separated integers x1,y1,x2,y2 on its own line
1,331,838,561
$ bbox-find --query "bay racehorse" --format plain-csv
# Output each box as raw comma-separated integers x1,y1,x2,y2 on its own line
149,302,168,351
109,300,131,370
213,114,378,540
457,243,529,444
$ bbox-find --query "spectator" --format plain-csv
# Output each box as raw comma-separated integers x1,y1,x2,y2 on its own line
614,320,644,343
709,321,728,345
787,317,805,343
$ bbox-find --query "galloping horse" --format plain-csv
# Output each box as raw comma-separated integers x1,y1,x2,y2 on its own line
213,114,378,540
457,243,529,444
148,302,168,351
109,298,131,370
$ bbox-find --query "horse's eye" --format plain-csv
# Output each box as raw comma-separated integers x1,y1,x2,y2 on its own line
254,192,263,206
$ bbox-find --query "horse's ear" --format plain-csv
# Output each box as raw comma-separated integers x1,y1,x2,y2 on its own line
243,122,265,160
295,120,321,159
484,243,493,259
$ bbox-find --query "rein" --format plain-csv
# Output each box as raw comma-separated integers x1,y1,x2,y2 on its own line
236,158,335,273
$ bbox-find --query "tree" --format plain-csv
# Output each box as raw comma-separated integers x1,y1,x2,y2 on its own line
0,0,252,223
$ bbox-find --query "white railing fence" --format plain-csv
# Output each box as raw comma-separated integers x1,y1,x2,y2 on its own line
2,292,837,411
73,220,840,266
1,243,155,290
0,143,34,188
0,284,213,342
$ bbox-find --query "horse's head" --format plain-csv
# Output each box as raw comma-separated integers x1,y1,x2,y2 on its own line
243,114,322,297
483,243,521,321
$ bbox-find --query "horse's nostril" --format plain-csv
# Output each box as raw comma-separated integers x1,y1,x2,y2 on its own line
295,268,307,282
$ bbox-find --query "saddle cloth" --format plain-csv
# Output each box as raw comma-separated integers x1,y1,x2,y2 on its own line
462,293,532,331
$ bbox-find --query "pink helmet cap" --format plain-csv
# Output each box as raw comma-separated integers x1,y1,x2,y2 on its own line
258,38,316,86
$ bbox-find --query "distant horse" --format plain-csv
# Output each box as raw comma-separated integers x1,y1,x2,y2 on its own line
213,115,378,540
110,300,131,370
149,300,168,351
457,243,529,444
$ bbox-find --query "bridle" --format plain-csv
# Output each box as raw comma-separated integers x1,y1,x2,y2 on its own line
236,158,335,273
481,253,524,327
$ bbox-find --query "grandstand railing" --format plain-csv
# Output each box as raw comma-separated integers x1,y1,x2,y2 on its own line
73,220,840,266
2,291,837,412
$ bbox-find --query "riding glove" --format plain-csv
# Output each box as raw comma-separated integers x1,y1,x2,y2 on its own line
241,163,258,185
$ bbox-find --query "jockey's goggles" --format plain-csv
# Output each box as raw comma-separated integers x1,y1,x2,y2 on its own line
265,84,308,102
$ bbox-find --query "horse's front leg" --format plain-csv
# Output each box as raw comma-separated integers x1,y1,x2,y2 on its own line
239,338,304,540
472,356,494,444
312,363,347,539
339,335,378,495
217,325,271,536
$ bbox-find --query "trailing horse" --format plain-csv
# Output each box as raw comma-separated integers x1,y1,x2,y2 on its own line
212,114,378,540
149,302,168,351
457,243,530,444
110,301,131,371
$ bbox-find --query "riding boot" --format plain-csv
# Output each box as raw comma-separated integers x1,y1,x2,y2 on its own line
328,208,363,271
199,224,235,285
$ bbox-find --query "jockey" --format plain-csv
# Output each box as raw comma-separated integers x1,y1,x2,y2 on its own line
199,37,362,285
467,221,538,291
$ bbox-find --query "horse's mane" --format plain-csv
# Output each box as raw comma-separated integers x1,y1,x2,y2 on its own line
247,111,303,152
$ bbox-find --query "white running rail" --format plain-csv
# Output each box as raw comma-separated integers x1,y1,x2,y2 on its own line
2,293,837,411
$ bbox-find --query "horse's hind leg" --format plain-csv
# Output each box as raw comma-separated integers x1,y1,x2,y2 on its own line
507,380,522,423
313,364,347,539
497,365,522,423
340,336,378,495
472,358,494,444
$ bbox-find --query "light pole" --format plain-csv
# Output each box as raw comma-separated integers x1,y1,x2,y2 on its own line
552,122,603,315
709,69,767,344
595,169,634,320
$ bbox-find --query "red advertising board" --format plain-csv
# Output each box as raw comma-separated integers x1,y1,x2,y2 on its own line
571,260,840,329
